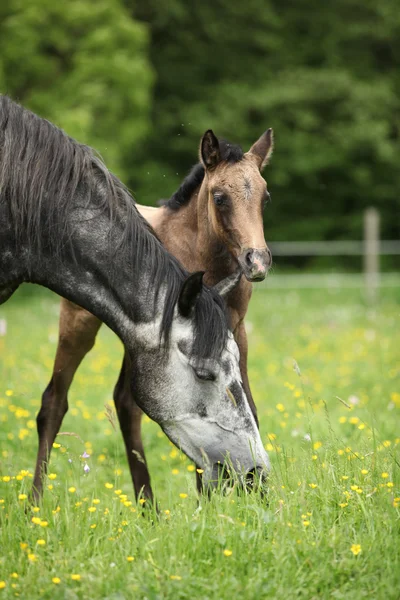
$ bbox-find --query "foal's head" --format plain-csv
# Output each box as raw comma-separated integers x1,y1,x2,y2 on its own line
200,129,274,281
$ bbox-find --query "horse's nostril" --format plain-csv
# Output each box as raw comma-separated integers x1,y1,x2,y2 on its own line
245,466,269,494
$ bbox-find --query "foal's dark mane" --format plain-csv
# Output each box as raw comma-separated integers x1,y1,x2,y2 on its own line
163,140,244,211
0,95,228,359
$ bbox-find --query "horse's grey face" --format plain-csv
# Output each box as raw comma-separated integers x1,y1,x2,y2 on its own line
161,327,271,486
130,273,270,488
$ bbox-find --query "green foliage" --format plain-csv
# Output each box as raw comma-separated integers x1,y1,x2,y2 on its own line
0,0,153,180
0,0,399,243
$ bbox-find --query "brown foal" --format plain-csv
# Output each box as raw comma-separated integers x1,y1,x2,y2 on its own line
34,129,274,502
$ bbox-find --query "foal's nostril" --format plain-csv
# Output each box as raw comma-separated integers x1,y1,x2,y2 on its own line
245,250,253,267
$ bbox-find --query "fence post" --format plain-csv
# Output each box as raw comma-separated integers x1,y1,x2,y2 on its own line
363,207,380,303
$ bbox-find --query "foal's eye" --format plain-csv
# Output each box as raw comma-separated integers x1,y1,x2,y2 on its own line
193,368,216,382
213,194,225,207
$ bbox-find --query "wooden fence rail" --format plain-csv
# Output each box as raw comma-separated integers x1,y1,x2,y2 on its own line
266,208,399,302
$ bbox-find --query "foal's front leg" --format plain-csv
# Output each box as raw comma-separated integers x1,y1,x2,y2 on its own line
235,320,259,428
32,299,102,501
113,352,154,504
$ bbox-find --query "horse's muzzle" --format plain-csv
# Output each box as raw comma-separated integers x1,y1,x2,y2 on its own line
238,247,272,282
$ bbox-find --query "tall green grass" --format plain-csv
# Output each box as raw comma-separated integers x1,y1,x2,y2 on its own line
0,285,399,598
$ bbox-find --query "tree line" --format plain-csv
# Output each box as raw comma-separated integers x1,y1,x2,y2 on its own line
1,0,399,248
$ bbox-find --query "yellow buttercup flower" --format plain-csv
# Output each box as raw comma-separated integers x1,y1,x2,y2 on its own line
351,544,361,556
52,577,61,584
223,549,233,557
179,493,188,499
127,556,135,562
71,574,81,581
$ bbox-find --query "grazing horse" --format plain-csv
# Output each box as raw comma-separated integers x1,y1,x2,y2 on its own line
43,129,274,500
0,96,270,503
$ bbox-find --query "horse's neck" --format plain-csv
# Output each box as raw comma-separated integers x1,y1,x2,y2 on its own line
10,207,162,350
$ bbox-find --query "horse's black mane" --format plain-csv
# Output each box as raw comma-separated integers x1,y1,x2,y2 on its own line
162,139,244,211
0,95,228,359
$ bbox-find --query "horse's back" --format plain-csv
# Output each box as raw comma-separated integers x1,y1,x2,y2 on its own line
136,204,165,232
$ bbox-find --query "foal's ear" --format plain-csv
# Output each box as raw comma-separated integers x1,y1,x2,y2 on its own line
178,271,205,317
213,269,242,298
200,130,221,169
247,128,274,171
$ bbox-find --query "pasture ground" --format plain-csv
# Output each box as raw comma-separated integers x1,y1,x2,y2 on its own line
0,284,399,599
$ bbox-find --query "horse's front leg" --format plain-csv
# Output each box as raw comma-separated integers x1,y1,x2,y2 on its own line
235,319,259,428
32,299,102,502
113,352,154,504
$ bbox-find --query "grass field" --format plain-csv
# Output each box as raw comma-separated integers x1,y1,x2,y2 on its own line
0,284,399,599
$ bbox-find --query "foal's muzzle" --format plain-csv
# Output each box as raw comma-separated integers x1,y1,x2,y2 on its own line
238,247,272,282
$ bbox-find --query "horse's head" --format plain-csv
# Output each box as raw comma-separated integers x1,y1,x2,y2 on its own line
199,129,274,282
130,270,270,489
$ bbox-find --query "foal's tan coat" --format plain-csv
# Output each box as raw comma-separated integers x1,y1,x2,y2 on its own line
32,130,273,502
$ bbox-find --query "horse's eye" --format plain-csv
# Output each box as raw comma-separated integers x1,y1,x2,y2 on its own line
193,367,216,382
214,194,225,207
